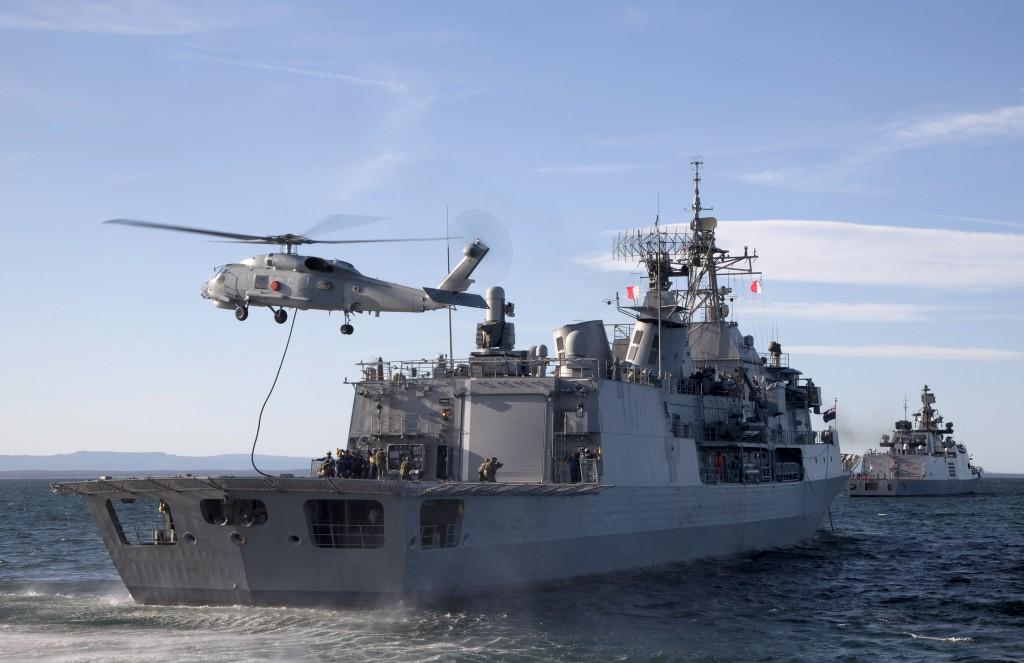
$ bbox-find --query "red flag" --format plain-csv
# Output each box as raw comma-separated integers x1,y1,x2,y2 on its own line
626,285,640,301
750,280,762,294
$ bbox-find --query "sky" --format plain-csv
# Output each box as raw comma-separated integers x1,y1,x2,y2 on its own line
1,1,1022,470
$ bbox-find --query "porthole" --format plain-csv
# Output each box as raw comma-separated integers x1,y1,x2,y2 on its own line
288,535,301,546
183,532,198,546
229,531,246,545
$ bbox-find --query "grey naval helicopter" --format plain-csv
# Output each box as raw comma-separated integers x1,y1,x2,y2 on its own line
105,217,489,334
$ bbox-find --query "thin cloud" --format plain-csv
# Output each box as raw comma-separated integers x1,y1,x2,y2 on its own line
334,151,412,203
0,0,242,35
884,105,1024,147
925,213,1024,231
765,302,938,322
531,162,667,176
739,104,1024,190
788,344,1024,361
581,219,1024,290
196,56,405,92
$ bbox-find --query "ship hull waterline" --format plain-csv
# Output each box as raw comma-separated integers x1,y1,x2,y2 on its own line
848,476,981,497
68,474,847,608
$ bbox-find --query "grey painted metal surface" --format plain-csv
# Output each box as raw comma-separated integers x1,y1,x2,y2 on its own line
106,219,490,333
57,474,846,606
63,165,846,606
849,386,982,497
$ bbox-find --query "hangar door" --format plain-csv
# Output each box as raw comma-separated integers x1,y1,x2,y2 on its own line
464,393,549,483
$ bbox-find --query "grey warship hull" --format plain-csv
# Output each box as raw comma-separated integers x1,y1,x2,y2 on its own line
848,386,982,497
848,476,981,497
58,164,846,607
56,468,845,607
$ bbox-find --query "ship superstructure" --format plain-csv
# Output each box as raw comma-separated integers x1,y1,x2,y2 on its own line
849,386,982,496
55,164,846,607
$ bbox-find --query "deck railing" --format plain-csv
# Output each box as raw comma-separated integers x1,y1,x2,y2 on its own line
132,522,177,545
309,524,384,549
420,523,461,549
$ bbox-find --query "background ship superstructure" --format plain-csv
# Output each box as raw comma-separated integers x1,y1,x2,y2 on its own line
849,385,982,496
55,165,846,606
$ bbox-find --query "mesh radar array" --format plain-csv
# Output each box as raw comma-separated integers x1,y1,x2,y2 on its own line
611,159,761,323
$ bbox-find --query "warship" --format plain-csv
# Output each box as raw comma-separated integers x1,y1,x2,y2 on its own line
849,385,982,496
54,163,846,606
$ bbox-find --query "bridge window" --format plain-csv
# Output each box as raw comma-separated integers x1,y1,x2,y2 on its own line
200,499,268,526
305,500,384,549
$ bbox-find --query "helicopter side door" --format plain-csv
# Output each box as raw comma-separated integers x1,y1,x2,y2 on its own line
224,267,245,301
210,265,245,303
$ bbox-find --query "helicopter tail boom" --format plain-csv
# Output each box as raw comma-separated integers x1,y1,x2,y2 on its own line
436,239,489,292
422,288,487,309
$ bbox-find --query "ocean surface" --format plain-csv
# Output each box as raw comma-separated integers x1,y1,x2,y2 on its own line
1,478,1022,662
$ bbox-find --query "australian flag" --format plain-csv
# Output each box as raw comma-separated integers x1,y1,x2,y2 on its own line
823,405,837,423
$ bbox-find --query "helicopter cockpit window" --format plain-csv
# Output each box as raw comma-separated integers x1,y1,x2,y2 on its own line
304,257,334,273
211,267,227,283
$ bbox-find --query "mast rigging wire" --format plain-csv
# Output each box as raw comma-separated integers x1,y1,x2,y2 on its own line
250,309,298,478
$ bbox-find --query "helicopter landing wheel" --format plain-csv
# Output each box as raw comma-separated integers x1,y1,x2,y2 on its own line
274,308,288,324
235,305,249,321
340,324,354,335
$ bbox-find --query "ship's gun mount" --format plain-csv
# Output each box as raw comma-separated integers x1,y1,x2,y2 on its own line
475,286,515,352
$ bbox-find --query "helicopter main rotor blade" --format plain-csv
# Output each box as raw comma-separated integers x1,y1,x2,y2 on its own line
300,214,387,238
309,236,456,244
104,219,267,242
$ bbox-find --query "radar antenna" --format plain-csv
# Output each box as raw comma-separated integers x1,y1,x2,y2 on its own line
611,160,761,324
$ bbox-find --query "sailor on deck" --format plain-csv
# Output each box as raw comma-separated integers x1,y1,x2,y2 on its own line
485,457,503,482
316,451,335,478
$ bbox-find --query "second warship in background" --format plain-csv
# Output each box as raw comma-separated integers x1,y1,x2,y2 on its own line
849,385,982,496
54,163,846,606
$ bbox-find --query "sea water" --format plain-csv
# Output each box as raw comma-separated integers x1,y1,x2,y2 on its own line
1,478,1022,662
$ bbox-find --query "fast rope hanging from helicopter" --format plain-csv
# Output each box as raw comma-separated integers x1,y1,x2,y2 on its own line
250,308,298,478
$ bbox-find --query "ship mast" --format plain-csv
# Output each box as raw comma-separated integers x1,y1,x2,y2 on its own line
682,159,760,322
610,161,761,331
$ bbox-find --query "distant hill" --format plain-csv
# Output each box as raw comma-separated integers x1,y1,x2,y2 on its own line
0,450,310,477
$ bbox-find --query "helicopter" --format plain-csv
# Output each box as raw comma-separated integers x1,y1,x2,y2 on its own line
105,217,490,334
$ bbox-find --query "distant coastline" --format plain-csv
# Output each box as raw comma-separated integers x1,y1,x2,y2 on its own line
0,450,311,479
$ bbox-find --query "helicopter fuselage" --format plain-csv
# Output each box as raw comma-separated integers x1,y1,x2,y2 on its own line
201,252,445,316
